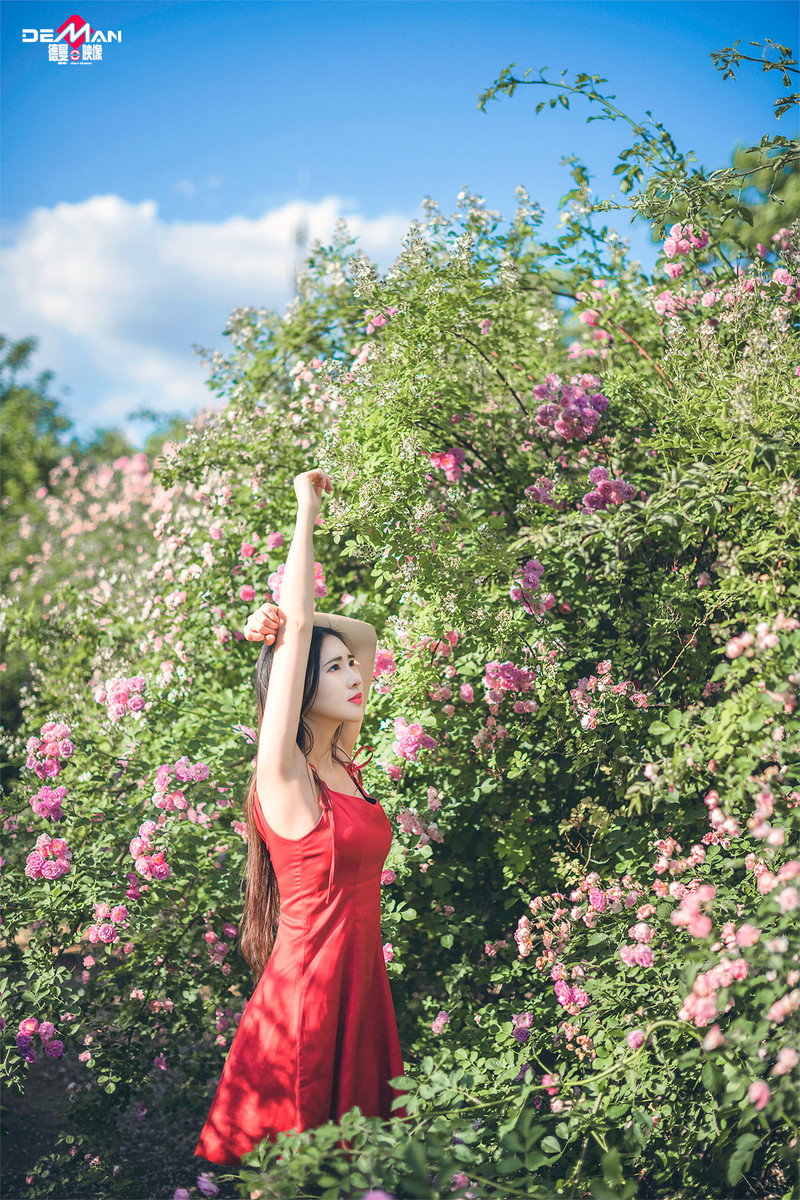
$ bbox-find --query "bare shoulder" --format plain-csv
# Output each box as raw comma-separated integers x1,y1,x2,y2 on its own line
256,748,322,840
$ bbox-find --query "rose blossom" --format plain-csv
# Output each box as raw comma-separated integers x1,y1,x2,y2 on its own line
747,1080,771,1111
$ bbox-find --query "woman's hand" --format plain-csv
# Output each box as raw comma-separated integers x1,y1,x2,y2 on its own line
293,467,333,517
244,602,282,644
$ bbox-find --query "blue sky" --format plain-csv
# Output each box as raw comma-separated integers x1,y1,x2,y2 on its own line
1,0,795,445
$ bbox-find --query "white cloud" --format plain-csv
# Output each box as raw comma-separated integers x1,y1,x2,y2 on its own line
1,193,413,444
173,179,197,198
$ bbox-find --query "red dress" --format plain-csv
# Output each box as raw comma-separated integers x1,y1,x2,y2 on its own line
195,748,405,1166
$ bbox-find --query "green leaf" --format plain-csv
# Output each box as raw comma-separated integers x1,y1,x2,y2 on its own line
602,1147,624,1185
590,1182,620,1200
496,1155,525,1173
702,1061,720,1090
727,1132,760,1185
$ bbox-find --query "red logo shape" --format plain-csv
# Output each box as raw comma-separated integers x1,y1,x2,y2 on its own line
55,14,94,49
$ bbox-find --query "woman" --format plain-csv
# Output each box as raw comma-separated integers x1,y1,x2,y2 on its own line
195,467,405,1166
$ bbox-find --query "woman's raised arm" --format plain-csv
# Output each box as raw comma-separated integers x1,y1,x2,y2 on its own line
255,469,331,789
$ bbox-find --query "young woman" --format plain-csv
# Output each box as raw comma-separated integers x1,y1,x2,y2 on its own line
195,467,405,1166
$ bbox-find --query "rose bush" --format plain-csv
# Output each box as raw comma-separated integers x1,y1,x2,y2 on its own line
1,39,798,1200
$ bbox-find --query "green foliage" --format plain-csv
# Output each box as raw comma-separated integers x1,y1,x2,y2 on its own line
478,40,799,244
0,336,72,509
2,36,799,1200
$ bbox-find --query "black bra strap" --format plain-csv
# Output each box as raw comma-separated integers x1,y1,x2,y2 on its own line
309,758,376,804
351,772,376,804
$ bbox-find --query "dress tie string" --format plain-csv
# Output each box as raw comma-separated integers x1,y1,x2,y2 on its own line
311,745,375,905
311,774,337,905
348,744,375,802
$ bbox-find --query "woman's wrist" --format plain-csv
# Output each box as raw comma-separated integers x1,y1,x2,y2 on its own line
293,506,318,532
313,613,377,640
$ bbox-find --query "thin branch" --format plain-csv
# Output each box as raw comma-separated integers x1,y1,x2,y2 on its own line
612,322,673,387
457,332,529,415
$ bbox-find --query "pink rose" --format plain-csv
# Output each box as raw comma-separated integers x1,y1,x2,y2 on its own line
633,945,654,968
687,914,712,938
771,1046,799,1077
626,1029,646,1050
702,1024,725,1050
747,1080,771,1111
431,1010,449,1034
25,851,46,877
734,926,762,945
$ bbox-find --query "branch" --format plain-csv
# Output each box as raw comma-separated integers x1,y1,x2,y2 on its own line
457,331,528,414
612,322,673,387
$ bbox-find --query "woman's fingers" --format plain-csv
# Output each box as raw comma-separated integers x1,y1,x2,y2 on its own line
245,603,281,642
244,622,275,643
308,467,334,493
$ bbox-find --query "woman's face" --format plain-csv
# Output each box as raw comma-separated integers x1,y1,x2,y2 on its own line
309,634,363,723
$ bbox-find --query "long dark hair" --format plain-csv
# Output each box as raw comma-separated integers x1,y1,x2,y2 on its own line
240,625,353,982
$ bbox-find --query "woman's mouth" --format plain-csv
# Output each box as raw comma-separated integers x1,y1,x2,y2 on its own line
348,693,362,704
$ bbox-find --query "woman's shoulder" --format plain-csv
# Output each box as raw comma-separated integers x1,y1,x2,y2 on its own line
256,752,323,840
